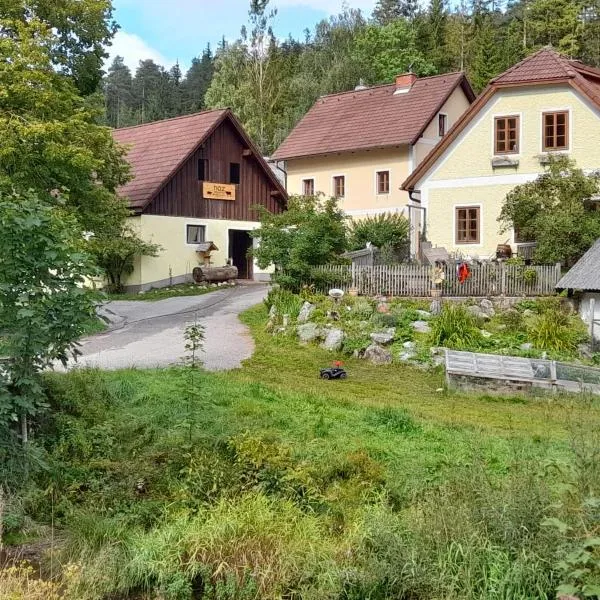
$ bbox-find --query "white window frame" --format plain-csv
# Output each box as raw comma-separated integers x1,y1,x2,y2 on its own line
453,203,483,248
491,112,523,158
331,173,346,199
539,107,572,155
301,177,316,196
374,169,392,195
185,222,207,246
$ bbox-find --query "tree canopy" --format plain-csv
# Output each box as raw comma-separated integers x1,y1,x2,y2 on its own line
499,157,600,266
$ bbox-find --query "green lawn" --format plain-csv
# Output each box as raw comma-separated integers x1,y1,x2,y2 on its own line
106,282,228,302
3,304,600,599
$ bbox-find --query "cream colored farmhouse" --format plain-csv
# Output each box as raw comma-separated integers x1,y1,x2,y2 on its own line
112,109,287,292
272,71,475,251
403,49,600,259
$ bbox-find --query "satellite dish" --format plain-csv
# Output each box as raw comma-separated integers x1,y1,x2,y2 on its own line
329,288,344,301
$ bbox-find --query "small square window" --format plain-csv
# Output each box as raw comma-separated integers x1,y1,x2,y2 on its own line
455,206,480,244
229,162,241,184
186,224,206,244
438,114,448,137
333,175,345,198
376,171,390,194
302,178,315,196
198,159,209,181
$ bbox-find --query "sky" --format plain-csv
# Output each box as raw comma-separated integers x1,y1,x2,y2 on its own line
108,0,377,73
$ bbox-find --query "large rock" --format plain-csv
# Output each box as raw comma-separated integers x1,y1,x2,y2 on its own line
520,342,533,351
467,305,489,321
411,320,431,334
297,323,320,344
321,328,345,351
268,304,277,319
403,341,416,350
298,301,316,323
399,351,415,362
364,343,392,365
430,299,442,315
479,298,496,317
415,310,432,319
370,328,396,345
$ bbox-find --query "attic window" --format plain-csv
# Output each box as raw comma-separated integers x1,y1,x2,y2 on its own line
198,159,209,181
495,116,519,154
229,162,241,184
543,111,569,151
438,114,447,137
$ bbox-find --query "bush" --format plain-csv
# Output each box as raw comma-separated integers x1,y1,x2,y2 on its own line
348,213,410,261
527,304,587,352
264,288,304,320
428,304,483,349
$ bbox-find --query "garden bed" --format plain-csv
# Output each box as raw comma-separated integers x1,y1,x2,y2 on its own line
265,289,596,368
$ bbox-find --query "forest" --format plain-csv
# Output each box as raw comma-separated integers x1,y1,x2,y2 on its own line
103,0,600,153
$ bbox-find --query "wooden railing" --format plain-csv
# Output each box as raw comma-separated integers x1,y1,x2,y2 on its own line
313,263,562,297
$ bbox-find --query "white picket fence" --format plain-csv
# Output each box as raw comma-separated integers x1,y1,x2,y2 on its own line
312,263,562,297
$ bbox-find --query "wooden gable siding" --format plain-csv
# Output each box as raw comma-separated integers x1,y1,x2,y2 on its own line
144,119,283,220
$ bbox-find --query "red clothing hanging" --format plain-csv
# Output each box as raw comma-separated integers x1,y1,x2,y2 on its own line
457,262,471,284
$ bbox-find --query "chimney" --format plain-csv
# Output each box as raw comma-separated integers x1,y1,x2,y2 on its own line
394,72,417,94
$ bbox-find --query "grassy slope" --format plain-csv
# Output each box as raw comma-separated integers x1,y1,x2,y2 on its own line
7,305,600,599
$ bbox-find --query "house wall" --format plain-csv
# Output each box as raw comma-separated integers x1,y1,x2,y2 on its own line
121,215,273,292
286,147,411,218
580,292,600,342
417,84,600,257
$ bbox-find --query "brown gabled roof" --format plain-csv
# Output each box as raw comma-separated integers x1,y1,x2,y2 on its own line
112,109,287,212
403,48,600,191
272,72,475,161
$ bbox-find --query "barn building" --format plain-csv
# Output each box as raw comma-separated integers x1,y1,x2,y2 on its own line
112,109,287,292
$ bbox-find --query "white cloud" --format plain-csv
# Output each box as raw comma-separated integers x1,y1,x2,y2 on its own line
107,30,175,71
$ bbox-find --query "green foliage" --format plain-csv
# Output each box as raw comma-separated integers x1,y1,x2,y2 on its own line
429,303,484,349
264,288,304,320
89,226,161,293
0,190,100,435
252,195,347,292
348,213,411,261
499,156,600,266
527,302,587,352
0,16,130,238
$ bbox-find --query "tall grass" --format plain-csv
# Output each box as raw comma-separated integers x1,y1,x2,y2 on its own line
429,303,484,349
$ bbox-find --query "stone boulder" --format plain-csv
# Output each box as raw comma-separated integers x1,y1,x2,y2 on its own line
415,310,432,319
479,298,495,317
403,341,416,350
297,323,320,344
399,351,415,362
467,305,489,321
364,343,393,365
321,328,345,351
370,328,396,345
520,342,533,351
298,301,316,323
268,304,277,319
411,320,431,334
430,298,442,316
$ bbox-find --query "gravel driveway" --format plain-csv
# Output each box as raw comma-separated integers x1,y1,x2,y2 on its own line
69,284,268,371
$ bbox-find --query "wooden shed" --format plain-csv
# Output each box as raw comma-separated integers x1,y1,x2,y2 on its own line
112,109,287,292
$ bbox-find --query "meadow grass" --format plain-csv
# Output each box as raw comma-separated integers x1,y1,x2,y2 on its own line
3,304,600,599
106,282,225,302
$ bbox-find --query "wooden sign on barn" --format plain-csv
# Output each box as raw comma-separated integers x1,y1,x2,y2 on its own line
203,182,236,201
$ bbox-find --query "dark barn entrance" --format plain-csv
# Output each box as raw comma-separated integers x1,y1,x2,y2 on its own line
228,229,253,279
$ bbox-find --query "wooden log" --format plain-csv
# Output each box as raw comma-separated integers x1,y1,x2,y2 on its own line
192,265,239,283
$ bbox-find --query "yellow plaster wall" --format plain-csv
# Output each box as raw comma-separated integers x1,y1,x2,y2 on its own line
430,85,600,181
121,215,272,289
414,86,473,165
426,185,516,258
286,147,411,216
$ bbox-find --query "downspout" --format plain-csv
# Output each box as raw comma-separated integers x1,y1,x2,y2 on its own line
408,189,426,240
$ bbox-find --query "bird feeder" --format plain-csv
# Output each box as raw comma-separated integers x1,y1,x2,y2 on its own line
195,241,219,267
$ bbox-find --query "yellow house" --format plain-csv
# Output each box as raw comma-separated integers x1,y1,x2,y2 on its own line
271,72,475,254
403,49,600,259
112,109,287,292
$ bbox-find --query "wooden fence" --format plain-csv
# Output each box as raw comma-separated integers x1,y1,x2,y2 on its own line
313,263,562,297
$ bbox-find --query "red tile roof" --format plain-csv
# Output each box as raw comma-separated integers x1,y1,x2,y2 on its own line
112,109,287,211
403,48,600,191
112,109,227,210
272,72,475,161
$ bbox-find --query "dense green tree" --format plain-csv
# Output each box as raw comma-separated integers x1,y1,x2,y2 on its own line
2,0,118,95
181,45,214,113
354,19,437,83
348,213,411,261
104,56,136,128
372,0,419,24
252,195,348,291
499,157,600,266
0,190,101,440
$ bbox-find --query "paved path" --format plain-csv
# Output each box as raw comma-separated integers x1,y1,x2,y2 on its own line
70,284,268,371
